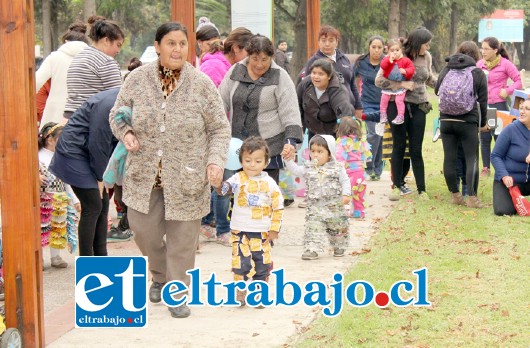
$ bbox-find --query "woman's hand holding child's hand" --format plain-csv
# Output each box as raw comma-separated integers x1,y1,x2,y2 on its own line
525,152,530,164
281,144,296,161
207,164,223,188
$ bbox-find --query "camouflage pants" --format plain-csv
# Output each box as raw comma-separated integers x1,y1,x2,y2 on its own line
304,212,349,253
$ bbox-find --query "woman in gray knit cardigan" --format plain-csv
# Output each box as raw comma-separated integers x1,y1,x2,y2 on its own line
219,35,303,184
109,22,231,319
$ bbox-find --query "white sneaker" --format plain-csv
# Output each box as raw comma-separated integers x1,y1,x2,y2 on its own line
51,256,68,268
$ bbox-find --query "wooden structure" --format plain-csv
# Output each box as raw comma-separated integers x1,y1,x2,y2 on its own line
306,0,321,59
171,0,321,63
172,0,196,64
0,0,45,347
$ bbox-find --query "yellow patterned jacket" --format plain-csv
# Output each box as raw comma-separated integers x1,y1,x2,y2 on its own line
221,171,284,232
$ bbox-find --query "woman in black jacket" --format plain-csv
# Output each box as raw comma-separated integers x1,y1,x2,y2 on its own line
50,88,119,256
297,58,354,139
435,41,489,208
304,25,362,118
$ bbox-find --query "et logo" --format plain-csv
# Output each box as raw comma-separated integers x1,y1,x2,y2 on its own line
75,256,148,328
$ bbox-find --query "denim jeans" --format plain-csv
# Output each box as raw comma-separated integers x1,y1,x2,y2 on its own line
201,169,236,235
363,103,384,176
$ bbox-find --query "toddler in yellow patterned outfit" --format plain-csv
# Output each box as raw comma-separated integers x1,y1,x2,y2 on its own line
217,136,284,306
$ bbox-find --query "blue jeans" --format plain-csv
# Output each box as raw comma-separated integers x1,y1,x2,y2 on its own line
201,169,235,235
363,103,383,176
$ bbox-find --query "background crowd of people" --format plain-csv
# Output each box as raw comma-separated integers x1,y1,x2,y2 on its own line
2,14,529,315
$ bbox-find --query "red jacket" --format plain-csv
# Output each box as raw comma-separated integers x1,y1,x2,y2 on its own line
380,56,415,80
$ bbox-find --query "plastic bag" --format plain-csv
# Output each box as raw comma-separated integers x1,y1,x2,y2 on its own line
508,186,530,217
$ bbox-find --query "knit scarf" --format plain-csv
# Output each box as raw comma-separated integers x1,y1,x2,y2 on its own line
158,64,181,98
484,54,501,71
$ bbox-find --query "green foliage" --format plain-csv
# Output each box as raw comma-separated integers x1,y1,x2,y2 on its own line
34,1,528,70
295,91,530,347
196,0,230,35
96,0,171,66
321,0,388,54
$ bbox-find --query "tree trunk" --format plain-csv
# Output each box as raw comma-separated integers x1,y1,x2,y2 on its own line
422,17,442,72
449,2,458,55
398,0,408,37
388,0,399,39
515,41,530,70
225,0,231,29
42,0,51,57
84,0,97,22
291,0,307,81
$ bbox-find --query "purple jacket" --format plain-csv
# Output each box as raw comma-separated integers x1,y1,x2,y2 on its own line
477,57,522,105
200,51,231,88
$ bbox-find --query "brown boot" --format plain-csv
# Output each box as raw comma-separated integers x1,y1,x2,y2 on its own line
466,196,483,209
450,192,465,206
236,289,247,306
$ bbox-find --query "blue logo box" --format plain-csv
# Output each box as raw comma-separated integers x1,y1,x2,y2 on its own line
75,256,148,328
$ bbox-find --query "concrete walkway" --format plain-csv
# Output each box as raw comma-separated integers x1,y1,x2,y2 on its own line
42,172,396,347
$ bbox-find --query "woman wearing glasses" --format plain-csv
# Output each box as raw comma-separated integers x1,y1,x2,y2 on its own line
477,37,522,177
491,98,530,216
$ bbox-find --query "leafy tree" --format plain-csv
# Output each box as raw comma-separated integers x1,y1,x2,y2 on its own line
196,0,230,35
507,0,530,69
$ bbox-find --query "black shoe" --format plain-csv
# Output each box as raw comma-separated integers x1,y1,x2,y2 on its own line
284,199,295,207
399,185,413,196
168,304,191,318
107,227,134,243
149,281,165,303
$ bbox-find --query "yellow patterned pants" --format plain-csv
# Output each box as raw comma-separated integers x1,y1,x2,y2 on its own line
230,230,273,281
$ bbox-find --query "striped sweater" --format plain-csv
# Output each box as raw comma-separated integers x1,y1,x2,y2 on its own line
65,46,122,112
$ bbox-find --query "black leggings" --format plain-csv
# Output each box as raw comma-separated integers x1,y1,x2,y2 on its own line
440,121,480,196
493,180,530,216
388,102,426,191
72,186,109,256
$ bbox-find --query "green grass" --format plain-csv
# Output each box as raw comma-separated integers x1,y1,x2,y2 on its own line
295,92,530,348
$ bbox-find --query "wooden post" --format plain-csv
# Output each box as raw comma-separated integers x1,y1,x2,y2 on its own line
306,0,320,59
171,0,196,64
0,0,45,347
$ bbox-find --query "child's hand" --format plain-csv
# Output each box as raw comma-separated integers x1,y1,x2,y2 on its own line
399,68,406,75
342,196,351,205
267,231,279,242
281,144,295,161
39,174,49,186
392,51,402,61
